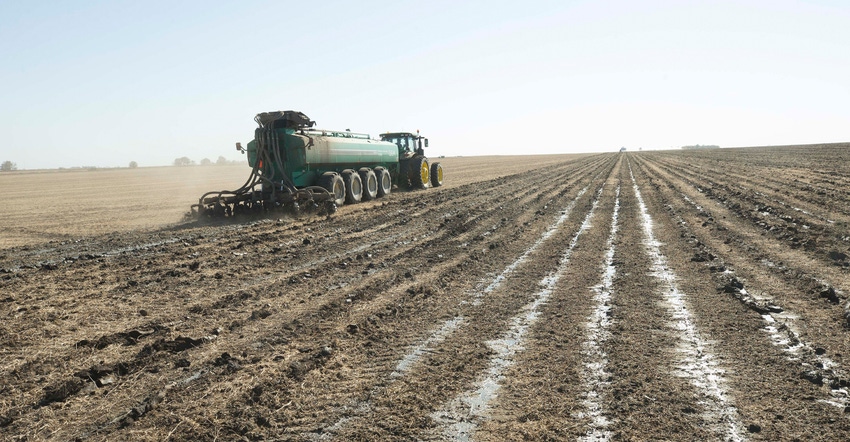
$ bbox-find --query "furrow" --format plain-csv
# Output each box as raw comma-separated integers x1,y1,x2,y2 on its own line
430,184,604,440
628,159,745,442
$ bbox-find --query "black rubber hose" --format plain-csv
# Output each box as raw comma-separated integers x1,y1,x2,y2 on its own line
271,128,298,193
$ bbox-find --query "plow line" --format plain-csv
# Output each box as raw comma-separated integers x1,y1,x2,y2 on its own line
675,181,850,411
629,161,745,442
431,185,604,440
578,184,620,441
312,178,598,439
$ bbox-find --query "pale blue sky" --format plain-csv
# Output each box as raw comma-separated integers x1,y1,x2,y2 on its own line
1,0,847,169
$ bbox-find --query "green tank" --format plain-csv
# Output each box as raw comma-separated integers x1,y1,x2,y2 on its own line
192,110,443,218
245,117,399,188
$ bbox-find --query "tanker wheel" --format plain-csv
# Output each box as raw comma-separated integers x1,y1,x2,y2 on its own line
318,172,345,207
375,167,392,197
341,170,363,204
410,157,429,189
359,168,378,201
430,162,443,187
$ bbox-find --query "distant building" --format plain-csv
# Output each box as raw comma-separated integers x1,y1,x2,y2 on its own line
619,147,627,152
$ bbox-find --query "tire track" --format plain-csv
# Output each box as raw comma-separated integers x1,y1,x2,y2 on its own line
629,153,850,439
471,159,621,441
628,159,745,441
430,182,604,440
322,164,612,440
578,184,620,441
300,165,611,439
633,154,850,321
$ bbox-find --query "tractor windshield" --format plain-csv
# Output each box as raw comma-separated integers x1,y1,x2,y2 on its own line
382,134,415,153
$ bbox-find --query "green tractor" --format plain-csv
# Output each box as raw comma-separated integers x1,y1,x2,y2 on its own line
379,131,444,191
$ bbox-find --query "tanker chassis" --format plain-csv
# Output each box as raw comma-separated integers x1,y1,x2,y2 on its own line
191,110,442,218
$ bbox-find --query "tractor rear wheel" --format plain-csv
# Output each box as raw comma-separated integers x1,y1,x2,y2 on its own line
375,167,392,197
430,162,443,187
318,172,345,207
410,157,429,189
359,168,378,201
341,170,363,204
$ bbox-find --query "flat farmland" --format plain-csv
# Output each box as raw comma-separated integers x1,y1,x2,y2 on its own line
1,146,849,441
0,155,568,249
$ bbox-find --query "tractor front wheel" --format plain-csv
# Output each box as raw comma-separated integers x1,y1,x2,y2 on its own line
430,162,443,187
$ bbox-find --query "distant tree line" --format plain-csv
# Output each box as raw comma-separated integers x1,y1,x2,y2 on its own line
173,157,195,166
681,144,720,150
0,158,242,171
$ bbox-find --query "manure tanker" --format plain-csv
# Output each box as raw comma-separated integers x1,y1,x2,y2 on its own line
191,110,443,218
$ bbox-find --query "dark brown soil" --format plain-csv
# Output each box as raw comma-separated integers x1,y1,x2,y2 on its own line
2,145,849,441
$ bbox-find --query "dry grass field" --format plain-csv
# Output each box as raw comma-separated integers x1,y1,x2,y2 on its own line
1,145,849,441
0,164,246,248
0,155,573,249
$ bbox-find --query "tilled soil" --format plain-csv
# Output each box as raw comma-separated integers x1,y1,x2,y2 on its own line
1,146,849,441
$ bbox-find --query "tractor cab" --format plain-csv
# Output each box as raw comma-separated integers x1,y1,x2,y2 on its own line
380,132,428,158
378,131,440,189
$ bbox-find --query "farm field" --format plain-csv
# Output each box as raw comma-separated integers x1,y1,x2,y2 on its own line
1,145,849,441
0,155,568,249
